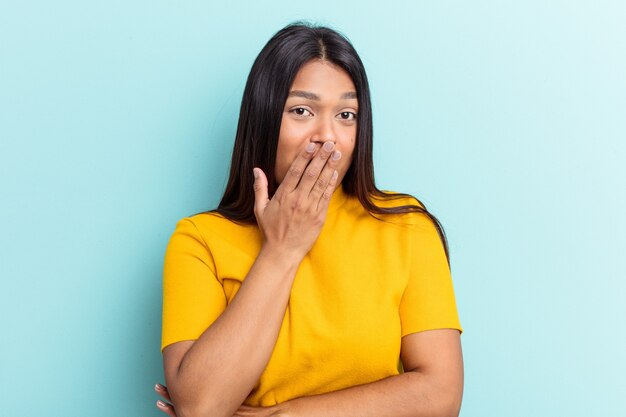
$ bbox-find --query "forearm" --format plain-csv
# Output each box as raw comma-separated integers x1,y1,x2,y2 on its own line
170,245,301,417
280,371,462,417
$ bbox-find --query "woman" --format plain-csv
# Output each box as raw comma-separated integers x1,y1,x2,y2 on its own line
155,22,463,417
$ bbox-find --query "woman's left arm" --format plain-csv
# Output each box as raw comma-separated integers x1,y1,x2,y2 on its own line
277,328,463,417
155,328,463,417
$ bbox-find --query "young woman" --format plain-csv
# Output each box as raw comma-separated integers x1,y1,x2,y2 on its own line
155,22,463,417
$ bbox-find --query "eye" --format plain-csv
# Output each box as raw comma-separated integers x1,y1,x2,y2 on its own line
290,107,313,117
338,111,357,121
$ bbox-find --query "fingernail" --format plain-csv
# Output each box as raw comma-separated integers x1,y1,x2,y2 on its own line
154,384,161,391
323,142,335,152
306,143,316,153
157,400,166,407
331,150,341,161
253,168,259,178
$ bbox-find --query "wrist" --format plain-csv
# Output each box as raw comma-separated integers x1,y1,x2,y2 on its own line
258,243,304,270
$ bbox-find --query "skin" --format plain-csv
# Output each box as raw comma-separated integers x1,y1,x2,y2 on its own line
274,59,358,186
155,59,464,417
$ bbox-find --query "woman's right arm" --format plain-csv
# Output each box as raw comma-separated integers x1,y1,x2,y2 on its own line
162,141,341,417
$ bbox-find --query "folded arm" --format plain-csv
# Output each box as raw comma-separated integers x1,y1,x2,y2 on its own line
162,143,343,417
277,329,463,417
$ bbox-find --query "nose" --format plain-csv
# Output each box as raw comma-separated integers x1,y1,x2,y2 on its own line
310,115,336,145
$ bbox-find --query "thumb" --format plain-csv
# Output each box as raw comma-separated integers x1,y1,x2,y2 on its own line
252,167,269,215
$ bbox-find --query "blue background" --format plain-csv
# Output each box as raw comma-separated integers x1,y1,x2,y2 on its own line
1,1,624,416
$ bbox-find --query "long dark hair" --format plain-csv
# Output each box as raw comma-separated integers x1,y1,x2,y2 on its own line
203,21,451,267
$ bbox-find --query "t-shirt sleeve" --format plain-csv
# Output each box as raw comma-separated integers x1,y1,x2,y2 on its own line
161,217,227,352
398,213,463,337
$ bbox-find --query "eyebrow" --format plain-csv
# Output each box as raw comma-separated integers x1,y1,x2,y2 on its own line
288,90,357,100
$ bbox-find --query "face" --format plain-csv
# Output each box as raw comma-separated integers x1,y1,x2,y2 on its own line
275,59,358,185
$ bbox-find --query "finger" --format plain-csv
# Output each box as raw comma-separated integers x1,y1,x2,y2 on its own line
156,400,177,417
316,169,339,213
277,142,319,194
154,383,172,402
309,149,341,202
296,141,336,197
252,167,269,217
233,405,252,416
236,405,258,412
232,405,265,416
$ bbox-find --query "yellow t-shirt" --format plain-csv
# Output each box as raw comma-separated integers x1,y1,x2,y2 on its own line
161,184,462,406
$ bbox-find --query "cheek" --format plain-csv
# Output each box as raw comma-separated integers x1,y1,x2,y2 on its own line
338,130,357,169
275,122,303,181
274,145,289,182
340,149,355,176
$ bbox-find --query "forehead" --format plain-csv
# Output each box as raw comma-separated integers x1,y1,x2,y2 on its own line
289,60,356,95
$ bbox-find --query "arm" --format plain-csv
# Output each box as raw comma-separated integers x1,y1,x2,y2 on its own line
163,248,300,417
163,142,342,417
277,329,463,417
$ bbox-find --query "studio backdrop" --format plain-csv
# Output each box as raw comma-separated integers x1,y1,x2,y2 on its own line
1,1,624,416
